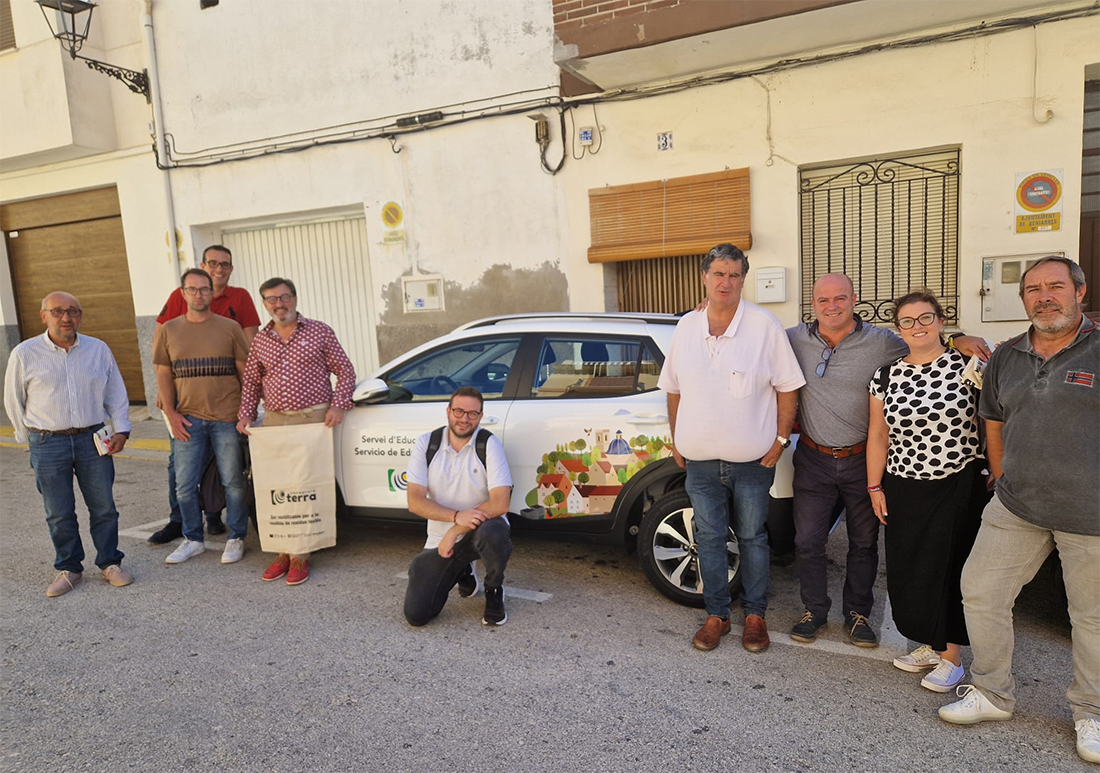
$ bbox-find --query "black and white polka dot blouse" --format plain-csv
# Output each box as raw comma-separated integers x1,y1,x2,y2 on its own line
869,349,981,480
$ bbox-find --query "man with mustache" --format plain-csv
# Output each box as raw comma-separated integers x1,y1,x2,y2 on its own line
937,257,1099,765
237,277,356,586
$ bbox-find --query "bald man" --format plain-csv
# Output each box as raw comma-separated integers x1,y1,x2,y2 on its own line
4,292,133,597
785,275,990,649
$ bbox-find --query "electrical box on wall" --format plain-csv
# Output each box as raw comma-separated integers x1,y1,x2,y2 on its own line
980,252,1063,322
402,275,444,313
755,267,786,304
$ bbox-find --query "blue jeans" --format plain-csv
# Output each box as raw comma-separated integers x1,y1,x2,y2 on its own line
28,427,123,573
685,459,775,619
167,443,219,524
171,417,248,542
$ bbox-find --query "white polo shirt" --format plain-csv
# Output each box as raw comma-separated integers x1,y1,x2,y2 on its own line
658,301,806,463
406,427,512,549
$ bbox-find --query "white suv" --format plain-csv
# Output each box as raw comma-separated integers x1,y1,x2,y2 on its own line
335,313,796,607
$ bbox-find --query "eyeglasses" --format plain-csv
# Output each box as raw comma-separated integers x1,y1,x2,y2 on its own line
203,259,232,270
897,312,939,330
262,293,296,305
815,345,832,378
182,286,213,296
449,407,483,420
45,307,82,319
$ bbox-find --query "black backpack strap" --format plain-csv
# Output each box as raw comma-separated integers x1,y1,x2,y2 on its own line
426,426,493,469
425,426,445,468
475,428,493,470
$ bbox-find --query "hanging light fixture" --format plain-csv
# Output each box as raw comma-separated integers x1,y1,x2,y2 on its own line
36,0,150,101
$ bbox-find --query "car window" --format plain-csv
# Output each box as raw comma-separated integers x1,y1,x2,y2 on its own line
384,336,521,402
530,337,658,398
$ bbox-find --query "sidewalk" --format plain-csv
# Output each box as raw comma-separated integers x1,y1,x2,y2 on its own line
1,406,170,462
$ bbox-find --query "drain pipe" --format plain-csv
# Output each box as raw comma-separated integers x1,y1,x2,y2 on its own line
141,0,182,281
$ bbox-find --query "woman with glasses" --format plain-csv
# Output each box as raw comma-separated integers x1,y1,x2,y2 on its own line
866,290,991,695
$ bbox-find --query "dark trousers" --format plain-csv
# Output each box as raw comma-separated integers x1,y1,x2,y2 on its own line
404,517,512,626
792,442,880,619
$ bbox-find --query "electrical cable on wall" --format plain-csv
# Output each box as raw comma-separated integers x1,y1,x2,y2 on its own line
148,3,1095,170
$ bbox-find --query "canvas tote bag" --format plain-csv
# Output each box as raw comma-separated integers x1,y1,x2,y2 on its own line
248,423,337,554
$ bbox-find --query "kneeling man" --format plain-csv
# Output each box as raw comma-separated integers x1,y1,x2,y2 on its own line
403,387,513,626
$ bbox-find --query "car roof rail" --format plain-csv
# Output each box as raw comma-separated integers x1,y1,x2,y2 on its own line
454,312,681,332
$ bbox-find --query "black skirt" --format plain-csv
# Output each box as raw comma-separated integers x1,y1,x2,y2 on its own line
882,459,991,651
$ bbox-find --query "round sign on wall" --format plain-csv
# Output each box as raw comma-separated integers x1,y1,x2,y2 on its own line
381,201,404,228
1015,173,1062,213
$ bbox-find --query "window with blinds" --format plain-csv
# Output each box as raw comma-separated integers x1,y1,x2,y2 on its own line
588,168,752,263
617,254,705,315
0,0,15,52
799,148,961,324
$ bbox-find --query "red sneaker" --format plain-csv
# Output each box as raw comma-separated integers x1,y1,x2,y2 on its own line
262,554,290,582
286,557,310,586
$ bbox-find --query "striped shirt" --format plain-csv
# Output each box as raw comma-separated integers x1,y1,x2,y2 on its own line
4,332,131,444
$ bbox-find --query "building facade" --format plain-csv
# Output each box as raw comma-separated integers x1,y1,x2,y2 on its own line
2,0,1097,414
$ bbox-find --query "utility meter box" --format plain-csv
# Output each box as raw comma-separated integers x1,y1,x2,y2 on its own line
755,267,786,304
402,275,444,313
981,252,1063,322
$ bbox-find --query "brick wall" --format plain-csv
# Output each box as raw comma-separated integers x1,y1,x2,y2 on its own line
553,0,686,35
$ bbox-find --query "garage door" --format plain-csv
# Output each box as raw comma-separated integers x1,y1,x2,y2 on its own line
1,187,145,402
221,216,379,376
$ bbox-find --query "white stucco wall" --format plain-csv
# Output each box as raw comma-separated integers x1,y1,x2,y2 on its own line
558,16,1097,341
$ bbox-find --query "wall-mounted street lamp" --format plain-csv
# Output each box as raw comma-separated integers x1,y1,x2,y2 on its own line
36,0,150,102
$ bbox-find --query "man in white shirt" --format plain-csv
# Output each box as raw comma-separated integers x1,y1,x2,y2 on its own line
4,292,133,597
658,244,805,653
403,387,513,627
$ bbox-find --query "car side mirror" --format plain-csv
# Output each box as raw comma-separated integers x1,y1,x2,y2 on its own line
351,378,391,405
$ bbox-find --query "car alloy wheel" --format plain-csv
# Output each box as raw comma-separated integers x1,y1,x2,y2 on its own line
638,490,741,608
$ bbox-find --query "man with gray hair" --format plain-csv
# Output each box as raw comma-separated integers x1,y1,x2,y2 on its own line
659,244,805,653
4,292,133,597
938,256,1099,764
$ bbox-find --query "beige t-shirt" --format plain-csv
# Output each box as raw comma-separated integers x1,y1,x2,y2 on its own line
153,315,250,423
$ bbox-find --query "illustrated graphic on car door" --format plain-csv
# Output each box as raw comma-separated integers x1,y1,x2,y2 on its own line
503,335,671,522
340,335,521,510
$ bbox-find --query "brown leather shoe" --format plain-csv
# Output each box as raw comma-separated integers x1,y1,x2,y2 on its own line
692,615,731,651
742,614,770,652
46,570,82,598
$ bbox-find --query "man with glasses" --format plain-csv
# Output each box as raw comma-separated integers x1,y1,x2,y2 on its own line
236,277,356,586
403,387,513,627
659,244,805,653
785,274,990,648
154,269,252,565
149,245,259,543
5,292,133,597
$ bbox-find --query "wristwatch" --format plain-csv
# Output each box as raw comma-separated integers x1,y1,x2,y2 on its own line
776,435,791,449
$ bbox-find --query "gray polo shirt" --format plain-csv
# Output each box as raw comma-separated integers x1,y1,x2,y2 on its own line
979,316,1099,535
787,319,909,447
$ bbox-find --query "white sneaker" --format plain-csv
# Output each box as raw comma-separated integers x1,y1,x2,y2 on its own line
1077,718,1100,763
893,644,942,672
938,685,1013,724
221,538,245,564
921,660,965,693
166,539,206,564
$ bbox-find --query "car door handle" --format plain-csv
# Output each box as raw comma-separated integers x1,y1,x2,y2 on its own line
625,414,668,425
480,415,501,426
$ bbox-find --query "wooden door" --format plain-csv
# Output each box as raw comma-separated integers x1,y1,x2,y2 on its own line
3,189,144,402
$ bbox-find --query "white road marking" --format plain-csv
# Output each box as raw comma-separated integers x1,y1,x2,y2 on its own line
395,571,553,603
119,520,225,554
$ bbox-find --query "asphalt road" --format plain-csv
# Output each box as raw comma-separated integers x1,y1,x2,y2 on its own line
0,426,1087,773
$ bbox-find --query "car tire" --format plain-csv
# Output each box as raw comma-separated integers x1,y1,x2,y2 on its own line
637,490,741,608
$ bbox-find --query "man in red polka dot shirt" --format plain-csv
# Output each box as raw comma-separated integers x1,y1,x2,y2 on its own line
236,276,357,586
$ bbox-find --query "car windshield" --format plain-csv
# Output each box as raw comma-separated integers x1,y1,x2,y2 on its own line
384,336,521,402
